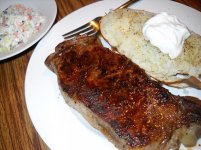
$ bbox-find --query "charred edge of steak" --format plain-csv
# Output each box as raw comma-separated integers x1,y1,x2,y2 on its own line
45,35,101,72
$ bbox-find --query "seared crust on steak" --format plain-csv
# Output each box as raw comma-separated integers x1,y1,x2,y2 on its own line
45,36,201,150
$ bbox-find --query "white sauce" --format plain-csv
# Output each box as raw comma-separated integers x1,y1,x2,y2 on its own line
142,12,190,59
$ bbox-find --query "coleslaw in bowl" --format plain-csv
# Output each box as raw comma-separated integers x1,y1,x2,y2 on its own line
0,0,57,61
0,4,45,53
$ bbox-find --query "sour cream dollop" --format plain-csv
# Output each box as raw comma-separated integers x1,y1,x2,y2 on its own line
143,12,190,59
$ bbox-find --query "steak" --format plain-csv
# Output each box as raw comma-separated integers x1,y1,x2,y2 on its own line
45,36,201,150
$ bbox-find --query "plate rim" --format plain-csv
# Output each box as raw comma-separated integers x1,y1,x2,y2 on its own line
25,0,201,149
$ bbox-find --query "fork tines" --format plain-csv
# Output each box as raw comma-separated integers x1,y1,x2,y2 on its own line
63,22,90,38
63,17,101,40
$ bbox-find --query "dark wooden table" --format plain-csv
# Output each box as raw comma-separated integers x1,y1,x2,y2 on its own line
0,0,200,149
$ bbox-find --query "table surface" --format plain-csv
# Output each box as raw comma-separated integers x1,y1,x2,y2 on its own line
0,0,200,149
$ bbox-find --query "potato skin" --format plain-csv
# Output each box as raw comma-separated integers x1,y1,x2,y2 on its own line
100,9,201,87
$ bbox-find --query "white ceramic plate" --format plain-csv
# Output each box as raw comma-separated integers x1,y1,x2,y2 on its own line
0,0,57,61
25,0,201,150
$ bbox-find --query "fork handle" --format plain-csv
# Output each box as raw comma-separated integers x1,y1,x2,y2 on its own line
117,0,140,9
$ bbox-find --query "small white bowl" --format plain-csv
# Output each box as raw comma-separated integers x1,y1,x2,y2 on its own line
0,0,57,61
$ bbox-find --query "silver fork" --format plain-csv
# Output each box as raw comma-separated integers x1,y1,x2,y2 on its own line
62,0,140,40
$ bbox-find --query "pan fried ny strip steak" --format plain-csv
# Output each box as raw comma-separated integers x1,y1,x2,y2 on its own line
45,36,201,150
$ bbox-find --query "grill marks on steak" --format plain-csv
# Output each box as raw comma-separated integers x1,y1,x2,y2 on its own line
45,36,201,149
